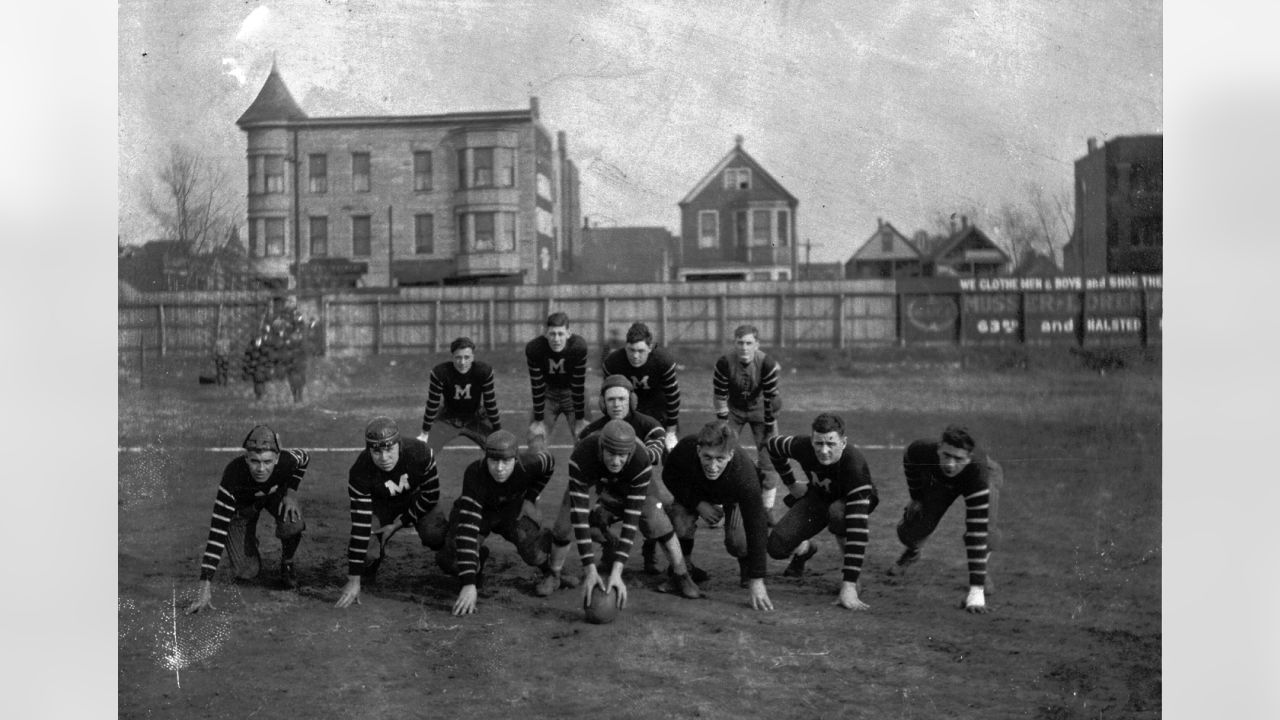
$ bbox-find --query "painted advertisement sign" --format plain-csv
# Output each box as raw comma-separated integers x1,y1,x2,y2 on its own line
960,292,1020,345
902,294,959,344
1024,291,1082,345
534,128,556,284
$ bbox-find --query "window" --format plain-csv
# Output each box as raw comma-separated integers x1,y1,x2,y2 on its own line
723,167,751,190
265,218,286,256
1130,162,1162,198
352,152,370,192
414,214,434,254
413,151,433,191
247,157,260,196
776,210,790,246
752,210,772,246
457,147,516,188
309,216,328,257
1131,217,1162,248
248,218,259,256
352,215,371,256
264,155,284,194
308,154,327,193
735,211,749,247
458,211,516,252
698,210,718,249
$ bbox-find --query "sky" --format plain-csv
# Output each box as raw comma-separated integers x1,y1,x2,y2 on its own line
117,0,1161,264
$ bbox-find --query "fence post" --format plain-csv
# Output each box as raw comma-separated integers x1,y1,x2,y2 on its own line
157,304,167,358
717,293,726,345
138,330,146,386
433,299,442,353
896,292,906,347
659,294,668,344
834,294,845,349
374,299,383,355
322,297,330,356
214,303,223,351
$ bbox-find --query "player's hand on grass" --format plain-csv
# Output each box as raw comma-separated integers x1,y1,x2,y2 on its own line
452,585,478,616
335,576,362,608
186,581,214,615
835,581,870,611
763,420,778,438
280,494,301,523
962,586,989,614
747,578,774,611
695,501,724,526
528,422,547,449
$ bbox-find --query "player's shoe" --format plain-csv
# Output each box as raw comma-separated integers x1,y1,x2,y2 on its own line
687,561,709,584
279,560,298,590
535,568,568,597
886,547,921,577
659,570,703,599
783,543,819,577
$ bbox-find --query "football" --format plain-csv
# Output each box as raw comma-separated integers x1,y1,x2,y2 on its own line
583,586,620,624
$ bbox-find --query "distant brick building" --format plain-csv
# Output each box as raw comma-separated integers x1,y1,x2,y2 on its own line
675,136,798,281
236,63,580,288
568,222,677,284
1062,135,1162,275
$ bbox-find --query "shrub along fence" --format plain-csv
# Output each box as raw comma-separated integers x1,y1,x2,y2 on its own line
118,275,1161,373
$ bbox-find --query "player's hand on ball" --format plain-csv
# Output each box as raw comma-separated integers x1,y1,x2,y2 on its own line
452,585,478,616
835,581,870,611
696,501,724,526
186,582,214,615
335,577,362,608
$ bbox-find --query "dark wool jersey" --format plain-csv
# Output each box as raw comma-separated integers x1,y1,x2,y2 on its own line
662,437,770,579
712,351,781,422
345,438,440,576
601,346,681,427
421,360,501,433
451,451,555,586
766,435,877,584
199,449,310,580
903,440,995,588
578,410,667,467
567,433,652,567
525,334,589,421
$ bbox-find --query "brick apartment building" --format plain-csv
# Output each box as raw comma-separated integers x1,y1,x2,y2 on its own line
236,63,580,288
1062,134,1162,275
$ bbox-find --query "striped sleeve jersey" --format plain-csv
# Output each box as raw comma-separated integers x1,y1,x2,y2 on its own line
525,334,590,421
450,451,555,587
198,449,310,581
421,360,501,434
766,435,877,584
601,347,681,428
712,351,781,422
903,440,994,588
345,438,440,577
567,434,652,568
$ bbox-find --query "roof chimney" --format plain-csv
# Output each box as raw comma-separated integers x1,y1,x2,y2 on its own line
529,96,540,119
1087,137,1097,153
582,215,590,229
961,215,968,229
734,134,744,147
877,217,883,229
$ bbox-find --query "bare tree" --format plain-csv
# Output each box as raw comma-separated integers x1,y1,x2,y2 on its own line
1026,181,1073,266
145,144,235,255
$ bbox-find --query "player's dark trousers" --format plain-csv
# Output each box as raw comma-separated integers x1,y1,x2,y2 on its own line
437,498,549,574
669,501,749,558
727,408,780,492
765,492,847,559
896,460,1003,553
428,415,497,454
226,498,305,580
365,507,448,568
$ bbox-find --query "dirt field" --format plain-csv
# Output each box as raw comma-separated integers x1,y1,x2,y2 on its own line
118,348,1161,719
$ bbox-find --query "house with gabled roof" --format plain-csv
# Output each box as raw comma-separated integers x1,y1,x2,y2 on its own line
926,216,1010,276
845,219,925,279
674,136,798,281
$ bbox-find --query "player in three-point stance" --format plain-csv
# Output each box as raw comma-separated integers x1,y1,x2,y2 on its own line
662,421,775,610
765,413,879,611
336,417,446,608
525,312,589,452
187,425,309,614
540,420,700,607
712,324,783,516
886,425,1002,614
417,336,502,455
601,323,683,574
436,430,557,616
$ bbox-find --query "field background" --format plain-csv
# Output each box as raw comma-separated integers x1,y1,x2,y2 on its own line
118,346,1161,719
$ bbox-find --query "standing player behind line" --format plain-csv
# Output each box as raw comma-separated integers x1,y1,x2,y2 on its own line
541,420,700,606
662,421,775,611
336,417,446,609
712,323,783,515
187,425,309,614
525,312,589,453
886,425,1002,614
601,322,681,450
765,413,879,611
437,430,556,616
578,374,672,576
416,336,502,455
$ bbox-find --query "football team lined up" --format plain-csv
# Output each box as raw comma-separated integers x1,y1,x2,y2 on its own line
188,312,1001,620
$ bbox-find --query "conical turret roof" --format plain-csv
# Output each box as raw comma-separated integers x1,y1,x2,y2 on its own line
236,61,307,126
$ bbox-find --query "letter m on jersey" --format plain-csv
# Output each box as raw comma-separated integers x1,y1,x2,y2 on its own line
384,474,411,496
631,375,651,390
453,384,472,400
548,358,566,374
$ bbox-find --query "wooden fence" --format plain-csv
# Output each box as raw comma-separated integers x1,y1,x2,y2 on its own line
118,275,1160,371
